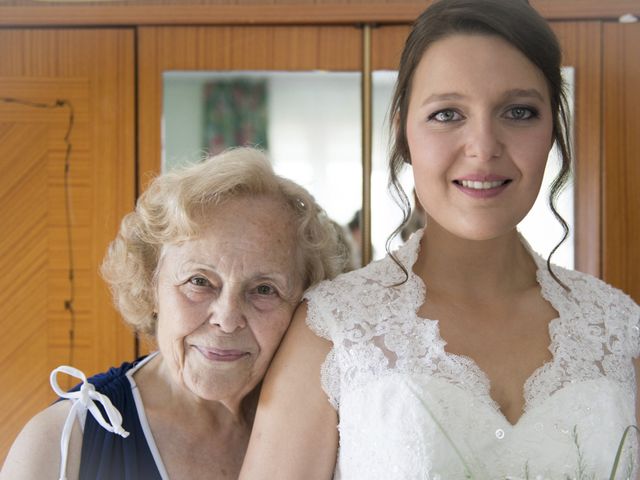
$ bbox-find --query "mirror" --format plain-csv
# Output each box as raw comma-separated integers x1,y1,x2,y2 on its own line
163,67,575,269
163,71,363,267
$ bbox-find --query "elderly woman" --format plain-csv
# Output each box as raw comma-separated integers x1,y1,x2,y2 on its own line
2,147,348,480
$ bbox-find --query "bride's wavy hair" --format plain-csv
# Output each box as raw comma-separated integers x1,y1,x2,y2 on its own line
387,0,572,288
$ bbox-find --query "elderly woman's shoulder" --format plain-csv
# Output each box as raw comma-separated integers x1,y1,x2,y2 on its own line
2,400,81,479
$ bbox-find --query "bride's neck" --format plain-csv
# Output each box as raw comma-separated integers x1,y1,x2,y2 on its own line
413,223,538,300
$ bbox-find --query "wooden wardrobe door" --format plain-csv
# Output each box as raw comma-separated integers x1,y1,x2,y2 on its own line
603,22,640,303
550,22,603,278
0,29,136,461
371,25,410,70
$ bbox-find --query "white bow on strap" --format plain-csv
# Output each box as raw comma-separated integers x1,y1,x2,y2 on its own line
50,365,130,480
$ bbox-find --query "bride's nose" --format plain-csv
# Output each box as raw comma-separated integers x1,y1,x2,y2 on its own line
464,117,503,161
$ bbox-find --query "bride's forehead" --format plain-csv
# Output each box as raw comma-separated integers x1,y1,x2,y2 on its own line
410,35,549,102
417,34,541,76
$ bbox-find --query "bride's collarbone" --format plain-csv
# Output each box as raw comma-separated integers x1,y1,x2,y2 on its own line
420,282,558,331
420,292,557,425
425,291,557,360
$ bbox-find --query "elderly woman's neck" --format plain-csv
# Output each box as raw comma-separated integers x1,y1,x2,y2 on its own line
135,353,258,428
210,385,260,427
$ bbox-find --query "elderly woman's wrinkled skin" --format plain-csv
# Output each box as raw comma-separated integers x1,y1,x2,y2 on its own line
131,195,303,479
151,195,302,406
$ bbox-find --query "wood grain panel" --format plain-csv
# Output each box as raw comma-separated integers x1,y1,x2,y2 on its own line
138,25,361,191
603,22,640,303
0,123,50,459
551,22,603,277
372,25,409,71
0,29,135,462
0,0,638,26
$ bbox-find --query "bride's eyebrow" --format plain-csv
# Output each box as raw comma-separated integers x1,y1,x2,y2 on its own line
420,92,466,107
501,88,545,102
420,88,546,107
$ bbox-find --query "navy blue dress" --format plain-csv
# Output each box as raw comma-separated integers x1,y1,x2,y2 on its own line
68,358,163,480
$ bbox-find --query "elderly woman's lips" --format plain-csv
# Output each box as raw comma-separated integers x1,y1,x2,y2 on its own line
195,346,249,362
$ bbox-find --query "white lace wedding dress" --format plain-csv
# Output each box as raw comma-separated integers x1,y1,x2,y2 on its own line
305,230,640,480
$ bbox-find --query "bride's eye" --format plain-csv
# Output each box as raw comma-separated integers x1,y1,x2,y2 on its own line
428,109,462,123
505,106,538,121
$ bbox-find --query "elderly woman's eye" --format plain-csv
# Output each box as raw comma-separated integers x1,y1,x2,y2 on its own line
189,276,210,287
255,284,276,296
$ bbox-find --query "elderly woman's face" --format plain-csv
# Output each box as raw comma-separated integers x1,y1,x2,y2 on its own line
154,195,302,404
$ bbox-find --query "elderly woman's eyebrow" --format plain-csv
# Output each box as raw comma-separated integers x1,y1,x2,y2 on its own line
173,261,217,278
181,260,217,270
252,272,292,288
178,261,292,286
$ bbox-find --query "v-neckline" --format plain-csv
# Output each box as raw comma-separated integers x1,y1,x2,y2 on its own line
404,229,563,428
430,315,560,427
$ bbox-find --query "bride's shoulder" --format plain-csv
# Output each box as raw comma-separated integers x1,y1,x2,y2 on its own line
302,248,414,342
543,265,640,346
555,265,636,307
305,231,423,305
305,254,395,304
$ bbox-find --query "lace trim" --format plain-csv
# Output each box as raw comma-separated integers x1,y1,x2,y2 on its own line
305,229,640,414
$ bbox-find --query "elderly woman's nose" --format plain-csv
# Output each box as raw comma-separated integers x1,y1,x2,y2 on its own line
464,117,503,161
208,292,247,333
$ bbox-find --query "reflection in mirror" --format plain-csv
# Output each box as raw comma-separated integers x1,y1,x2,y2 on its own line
371,68,575,269
163,71,363,259
519,68,575,269
371,71,414,259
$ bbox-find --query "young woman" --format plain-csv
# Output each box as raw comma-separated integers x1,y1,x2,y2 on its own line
240,1,640,478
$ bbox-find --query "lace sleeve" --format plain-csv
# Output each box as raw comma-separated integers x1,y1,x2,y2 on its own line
622,292,640,358
304,280,336,341
304,280,342,409
552,265,640,360
595,278,640,359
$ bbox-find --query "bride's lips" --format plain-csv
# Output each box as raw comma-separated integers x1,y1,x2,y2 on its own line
452,174,512,199
194,346,249,362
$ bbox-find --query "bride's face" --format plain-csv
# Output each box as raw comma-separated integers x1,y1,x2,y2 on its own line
406,33,554,241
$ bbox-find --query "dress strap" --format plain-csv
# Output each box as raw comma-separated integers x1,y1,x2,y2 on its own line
50,366,130,480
